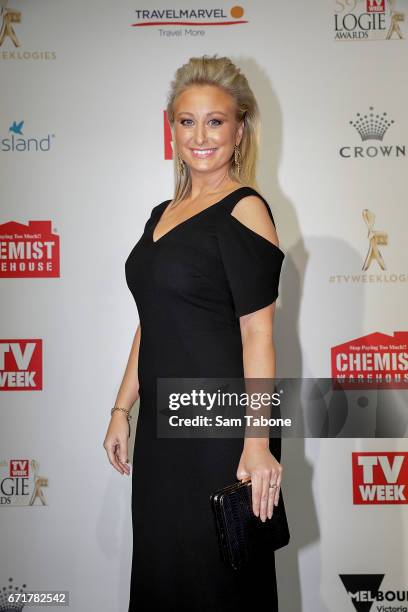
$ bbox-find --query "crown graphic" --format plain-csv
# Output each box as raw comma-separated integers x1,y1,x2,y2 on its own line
349,106,394,141
0,577,27,611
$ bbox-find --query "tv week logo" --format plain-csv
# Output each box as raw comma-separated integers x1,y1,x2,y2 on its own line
0,340,42,390
0,459,48,506
10,459,29,477
352,452,408,504
163,110,173,160
367,0,385,12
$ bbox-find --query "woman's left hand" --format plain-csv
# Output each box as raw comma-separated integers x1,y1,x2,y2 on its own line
236,443,283,522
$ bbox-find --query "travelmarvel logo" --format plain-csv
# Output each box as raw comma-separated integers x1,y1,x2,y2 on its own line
0,220,60,278
352,452,408,504
0,340,42,390
132,6,248,26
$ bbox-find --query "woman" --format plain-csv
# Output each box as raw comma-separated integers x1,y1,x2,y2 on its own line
103,55,286,611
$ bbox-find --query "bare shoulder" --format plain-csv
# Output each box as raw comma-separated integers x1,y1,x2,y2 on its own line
231,194,279,247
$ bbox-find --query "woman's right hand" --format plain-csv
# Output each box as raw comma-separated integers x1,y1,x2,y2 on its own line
103,412,131,476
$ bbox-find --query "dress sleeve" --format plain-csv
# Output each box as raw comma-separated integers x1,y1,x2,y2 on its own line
216,205,285,318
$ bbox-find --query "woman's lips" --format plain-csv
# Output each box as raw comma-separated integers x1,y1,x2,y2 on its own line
190,148,217,159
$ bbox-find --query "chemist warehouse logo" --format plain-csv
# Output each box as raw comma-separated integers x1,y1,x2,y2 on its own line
0,1,56,60
131,5,248,36
0,220,60,278
339,574,408,611
0,339,42,390
331,330,408,388
0,120,55,153
352,452,408,504
0,459,48,506
334,0,406,42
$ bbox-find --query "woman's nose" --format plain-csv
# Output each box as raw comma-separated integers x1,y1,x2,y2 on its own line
193,122,207,145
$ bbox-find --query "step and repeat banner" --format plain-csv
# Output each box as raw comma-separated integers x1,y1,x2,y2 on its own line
1,1,407,611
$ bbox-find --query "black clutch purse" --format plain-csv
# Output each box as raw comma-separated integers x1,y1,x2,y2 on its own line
210,479,290,570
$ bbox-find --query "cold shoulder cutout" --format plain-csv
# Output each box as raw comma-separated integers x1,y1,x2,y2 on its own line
216,187,285,318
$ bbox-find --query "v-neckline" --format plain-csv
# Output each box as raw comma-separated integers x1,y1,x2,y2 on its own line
151,186,248,245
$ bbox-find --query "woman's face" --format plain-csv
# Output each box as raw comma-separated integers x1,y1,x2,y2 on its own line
172,84,244,176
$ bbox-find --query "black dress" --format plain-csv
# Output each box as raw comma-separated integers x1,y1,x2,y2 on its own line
125,185,285,611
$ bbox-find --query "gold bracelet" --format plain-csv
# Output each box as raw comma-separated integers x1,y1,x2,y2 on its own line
111,406,132,421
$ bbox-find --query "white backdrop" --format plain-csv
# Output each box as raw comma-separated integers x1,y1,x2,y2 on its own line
1,1,407,611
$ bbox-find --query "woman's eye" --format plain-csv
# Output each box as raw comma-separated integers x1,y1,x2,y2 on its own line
179,118,223,127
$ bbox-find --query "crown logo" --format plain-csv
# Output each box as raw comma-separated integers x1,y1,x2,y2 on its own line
0,577,27,611
349,106,394,141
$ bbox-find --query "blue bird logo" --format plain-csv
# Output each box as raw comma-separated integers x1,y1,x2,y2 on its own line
9,120,24,135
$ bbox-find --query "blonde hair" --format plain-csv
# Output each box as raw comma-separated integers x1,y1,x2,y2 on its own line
166,54,261,205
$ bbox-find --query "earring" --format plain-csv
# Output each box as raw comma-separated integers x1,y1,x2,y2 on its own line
176,152,185,174
233,144,241,174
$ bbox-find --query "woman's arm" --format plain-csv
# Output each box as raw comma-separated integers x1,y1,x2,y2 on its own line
237,305,283,518
114,323,141,412
103,324,141,476
231,196,284,521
